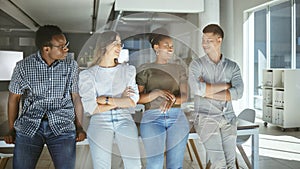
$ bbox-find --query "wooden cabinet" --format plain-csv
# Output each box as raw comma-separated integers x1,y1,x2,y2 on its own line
262,69,300,131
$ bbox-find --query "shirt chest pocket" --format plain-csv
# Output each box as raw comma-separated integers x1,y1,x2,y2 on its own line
52,71,69,94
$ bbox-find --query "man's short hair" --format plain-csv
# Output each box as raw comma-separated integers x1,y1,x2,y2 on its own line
35,25,63,50
203,24,224,39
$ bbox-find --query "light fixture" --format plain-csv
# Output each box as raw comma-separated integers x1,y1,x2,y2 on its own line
91,0,99,34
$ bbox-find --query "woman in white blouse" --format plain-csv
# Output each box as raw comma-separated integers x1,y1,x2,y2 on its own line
78,31,141,169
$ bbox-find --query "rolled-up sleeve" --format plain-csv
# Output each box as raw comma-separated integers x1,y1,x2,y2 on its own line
78,70,98,115
188,59,206,97
228,63,244,100
128,66,139,104
9,63,23,95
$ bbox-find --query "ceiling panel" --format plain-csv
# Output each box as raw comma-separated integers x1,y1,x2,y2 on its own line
0,0,115,33
0,9,28,31
0,0,199,34
115,0,204,13
11,0,94,33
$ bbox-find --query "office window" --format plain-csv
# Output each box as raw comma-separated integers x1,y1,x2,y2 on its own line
244,0,300,111
253,9,267,110
270,1,291,68
296,0,300,68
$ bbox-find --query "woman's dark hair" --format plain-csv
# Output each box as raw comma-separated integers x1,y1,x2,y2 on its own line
148,28,170,49
90,31,119,67
202,24,224,39
35,25,63,50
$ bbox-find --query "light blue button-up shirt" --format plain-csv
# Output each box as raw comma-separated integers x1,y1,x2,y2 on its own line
188,55,244,123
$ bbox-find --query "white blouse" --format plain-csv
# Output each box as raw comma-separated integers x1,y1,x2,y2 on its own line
78,64,139,115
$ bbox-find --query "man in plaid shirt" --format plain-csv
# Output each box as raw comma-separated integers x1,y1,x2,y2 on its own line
4,25,86,169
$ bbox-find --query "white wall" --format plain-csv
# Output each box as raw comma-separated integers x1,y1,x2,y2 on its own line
198,0,220,57
220,0,270,111
220,0,270,65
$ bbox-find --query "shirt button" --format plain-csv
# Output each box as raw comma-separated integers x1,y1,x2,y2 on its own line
48,90,51,93
49,78,51,81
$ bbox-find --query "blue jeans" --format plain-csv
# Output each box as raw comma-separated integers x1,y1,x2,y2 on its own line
13,120,76,169
87,110,141,169
141,108,189,169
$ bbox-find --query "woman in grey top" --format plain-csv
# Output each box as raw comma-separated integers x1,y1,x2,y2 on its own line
78,31,141,169
136,29,190,169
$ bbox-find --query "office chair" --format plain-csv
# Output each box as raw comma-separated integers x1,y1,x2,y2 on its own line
236,108,256,169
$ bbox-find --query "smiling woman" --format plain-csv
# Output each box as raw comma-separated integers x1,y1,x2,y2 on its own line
136,29,190,169
78,30,142,169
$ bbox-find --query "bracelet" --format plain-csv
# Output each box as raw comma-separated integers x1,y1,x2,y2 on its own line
105,97,109,105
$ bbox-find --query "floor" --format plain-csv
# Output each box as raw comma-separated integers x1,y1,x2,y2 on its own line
1,117,300,169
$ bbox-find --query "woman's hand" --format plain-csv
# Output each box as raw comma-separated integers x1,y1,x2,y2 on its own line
152,90,176,113
122,87,135,98
96,96,106,105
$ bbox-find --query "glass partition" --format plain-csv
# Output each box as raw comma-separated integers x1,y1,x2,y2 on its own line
296,0,300,68
270,1,291,68
253,9,267,110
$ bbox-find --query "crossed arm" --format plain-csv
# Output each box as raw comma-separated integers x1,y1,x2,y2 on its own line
137,82,188,113
201,77,232,101
189,61,243,102
93,87,136,114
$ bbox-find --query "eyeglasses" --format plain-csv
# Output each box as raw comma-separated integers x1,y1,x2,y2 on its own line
112,41,124,48
50,41,69,49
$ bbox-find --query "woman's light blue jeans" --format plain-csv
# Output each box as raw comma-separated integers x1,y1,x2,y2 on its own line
87,110,141,169
140,108,189,169
13,120,76,169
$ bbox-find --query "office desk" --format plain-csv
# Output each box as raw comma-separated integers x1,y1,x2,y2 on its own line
237,119,259,169
1,118,260,169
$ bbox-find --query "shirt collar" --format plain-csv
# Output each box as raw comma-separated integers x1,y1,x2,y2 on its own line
36,51,45,64
36,50,63,67
204,54,225,65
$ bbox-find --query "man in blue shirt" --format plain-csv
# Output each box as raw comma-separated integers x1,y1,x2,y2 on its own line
189,24,244,169
4,25,86,169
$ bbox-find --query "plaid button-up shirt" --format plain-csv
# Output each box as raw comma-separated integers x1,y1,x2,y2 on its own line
9,51,79,137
